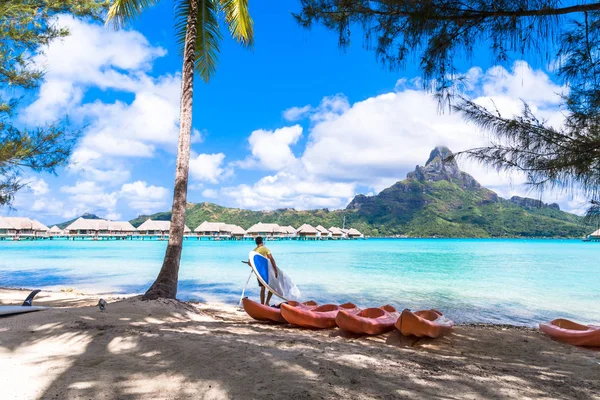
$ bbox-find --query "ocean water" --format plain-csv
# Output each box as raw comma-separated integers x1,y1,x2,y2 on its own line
1,238,598,326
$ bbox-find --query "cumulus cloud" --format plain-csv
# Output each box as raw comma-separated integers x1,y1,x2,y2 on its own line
189,153,228,184
16,16,189,221
219,61,574,211
120,181,169,214
27,178,50,196
219,171,356,210
240,125,303,171
60,181,120,217
283,105,311,121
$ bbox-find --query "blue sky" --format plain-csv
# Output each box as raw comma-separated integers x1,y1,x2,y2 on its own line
6,2,587,224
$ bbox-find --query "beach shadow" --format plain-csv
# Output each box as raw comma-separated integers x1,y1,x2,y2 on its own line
2,297,599,400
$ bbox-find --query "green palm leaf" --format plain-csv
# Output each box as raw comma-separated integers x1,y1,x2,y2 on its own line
106,0,163,29
175,0,222,82
220,0,254,47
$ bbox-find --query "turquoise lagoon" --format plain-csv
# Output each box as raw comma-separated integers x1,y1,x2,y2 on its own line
1,238,598,326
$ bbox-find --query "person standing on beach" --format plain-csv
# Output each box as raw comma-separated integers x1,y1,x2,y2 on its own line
254,236,278,305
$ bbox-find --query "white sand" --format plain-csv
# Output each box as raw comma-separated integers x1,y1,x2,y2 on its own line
1,288,599,399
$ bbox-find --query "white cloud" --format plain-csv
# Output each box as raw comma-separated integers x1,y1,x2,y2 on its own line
202,189,219,199
120,181,169,214
242,125,303,171
27,178,49,196
219,171,356,210
23,15,166,125
189,153,227,183
283,105,311,121
60,181,119,217
309,94,350,122
222,61,577,211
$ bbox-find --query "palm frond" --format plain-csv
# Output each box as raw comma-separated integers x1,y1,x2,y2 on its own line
106,0,162,29
175,0,222,82
220,0,254,47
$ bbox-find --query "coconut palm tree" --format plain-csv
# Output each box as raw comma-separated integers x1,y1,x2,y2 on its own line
106,0,253,299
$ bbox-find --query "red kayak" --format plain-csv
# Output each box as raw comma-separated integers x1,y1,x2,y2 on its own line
281,302,359,329
540,319,600,347
336,305,400,335
242,298,317,323
396,309,454,338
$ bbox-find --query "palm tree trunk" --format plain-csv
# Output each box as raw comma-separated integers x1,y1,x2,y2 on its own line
143,0,199,300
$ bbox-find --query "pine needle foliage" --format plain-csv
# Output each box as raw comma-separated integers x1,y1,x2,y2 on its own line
296,0,600,210
0,0,107,206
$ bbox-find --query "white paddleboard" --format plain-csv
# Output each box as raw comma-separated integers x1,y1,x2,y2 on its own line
248,251,301,301
0,306,48,316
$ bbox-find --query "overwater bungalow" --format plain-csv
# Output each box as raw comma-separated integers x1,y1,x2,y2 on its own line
107,221,136,236
224,224,246,240
586,228,600,242
195,221,227,238
246,222,281,239
136,219,191,238
1,217,48,239
48,225,65,237
347,228,363,239
296,224,319,240
315,225,331,240
65,218,136,238
280,226,297,239
328,227,345,239
31,219,49,234
0,216,16,239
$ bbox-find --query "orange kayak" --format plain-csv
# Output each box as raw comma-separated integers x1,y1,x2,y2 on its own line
539,319,600,347
281,302,359,329
336,305,400,335
396,309,454,338
242,298,317,323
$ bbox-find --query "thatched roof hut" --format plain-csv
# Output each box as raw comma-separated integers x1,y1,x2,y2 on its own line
194,221,226,234
328,227,345,238
224,224,246,236
137,219,190,233
49,225,63,234
0,216,15,230
246,222,281,235
3,217,34,230
296,224,318,237
347,228,363,238
315,225,330,235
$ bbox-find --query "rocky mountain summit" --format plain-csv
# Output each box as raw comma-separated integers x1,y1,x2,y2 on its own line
346,146,583,237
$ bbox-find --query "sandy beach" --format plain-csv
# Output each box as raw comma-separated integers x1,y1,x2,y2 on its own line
1,288,599,400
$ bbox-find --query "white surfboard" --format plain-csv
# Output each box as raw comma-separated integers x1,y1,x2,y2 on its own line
0,306,48,316
247,251,301,301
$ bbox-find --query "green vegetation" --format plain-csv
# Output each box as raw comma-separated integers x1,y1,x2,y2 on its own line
0,0,107,207
296,1,600,216
128,148,591,238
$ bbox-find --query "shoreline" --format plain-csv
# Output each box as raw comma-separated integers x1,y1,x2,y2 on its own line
0,286,538,329
1,287,599,399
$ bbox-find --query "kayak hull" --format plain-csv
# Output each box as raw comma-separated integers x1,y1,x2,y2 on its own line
336,305,399,335
281,302,359,329
396,309,454,338
242,298,317,323
539,319,600,347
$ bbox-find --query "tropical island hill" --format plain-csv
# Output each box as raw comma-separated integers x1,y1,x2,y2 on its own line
127,146,594,238
1,147,594,240
1,288,599,399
